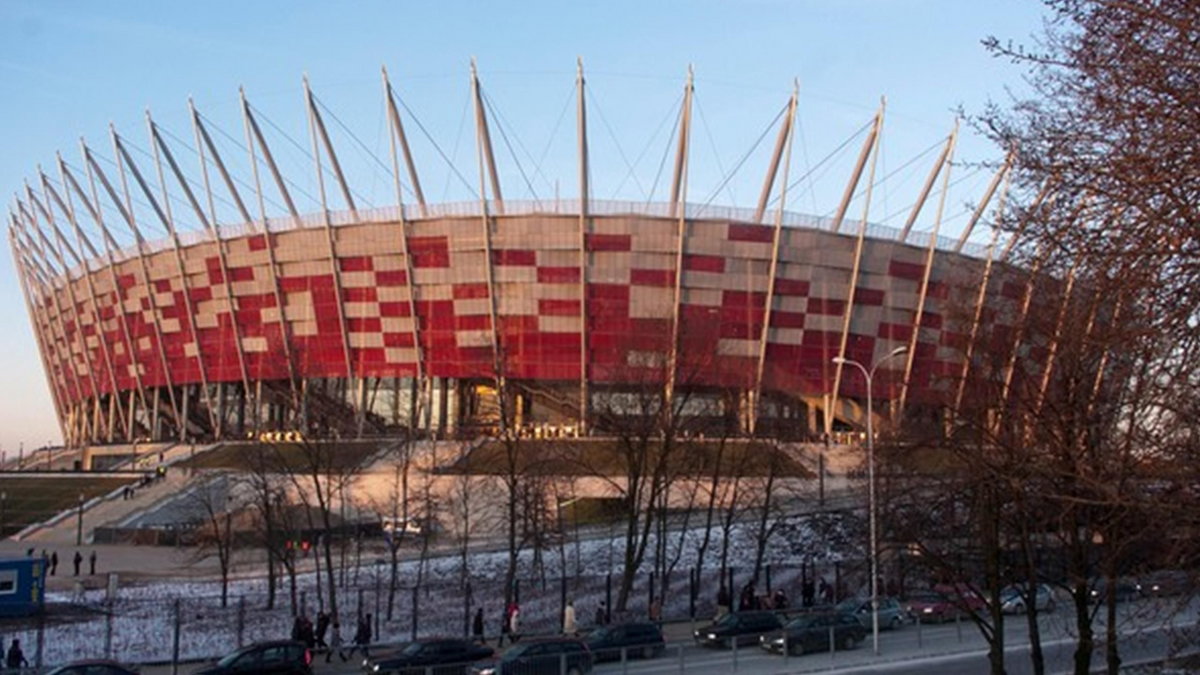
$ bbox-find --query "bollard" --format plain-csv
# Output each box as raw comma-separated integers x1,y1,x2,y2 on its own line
731,635,739,672
956,609,963,642
829,624,835,661
677,643,685,674
560,651,567,674
236,596,246,647
916,613,923,648
783,631,790,666
621,646,629,675
171,599,181,675
104,610,114,658
412,586,420,640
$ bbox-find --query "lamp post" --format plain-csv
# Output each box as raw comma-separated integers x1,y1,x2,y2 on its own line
832,345,907,656
1,491,7,539
76,492,85,546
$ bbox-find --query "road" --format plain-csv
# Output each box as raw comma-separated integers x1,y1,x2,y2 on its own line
151,598,1199,674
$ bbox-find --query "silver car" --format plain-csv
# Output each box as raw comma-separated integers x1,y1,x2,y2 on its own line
836,596,907,629
1000,584,1056,614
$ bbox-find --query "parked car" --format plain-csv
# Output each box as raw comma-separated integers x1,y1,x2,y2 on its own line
1089,577,1141,604
469,638,592,675
46,661,139,675
191,640,312,675
693,611,782,648
759,612,867,656
584,622,665,661
365,637,494,674
836,596,907,629
999,584,1057,614
904,588,983,623
1137,570,1192,598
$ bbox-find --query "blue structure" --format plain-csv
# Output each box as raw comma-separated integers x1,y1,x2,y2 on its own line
0,557,46,617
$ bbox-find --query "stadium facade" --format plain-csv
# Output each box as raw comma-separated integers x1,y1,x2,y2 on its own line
7,67,1029,447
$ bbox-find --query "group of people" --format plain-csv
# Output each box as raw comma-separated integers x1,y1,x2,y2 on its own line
27,549,97,577
715,576,834,618
470,602,524,647
288,611,372,663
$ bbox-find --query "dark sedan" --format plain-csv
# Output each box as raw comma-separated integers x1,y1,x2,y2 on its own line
760,612,866,656
192,640,312,675
46,661,139,675
365,638,494,674
584,622,665,661
694,611,782,648
469,638,592,675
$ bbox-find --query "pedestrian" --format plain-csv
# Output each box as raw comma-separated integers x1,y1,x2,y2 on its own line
50,551,58,576
499,605,511,647
291,615,305,642
325,622,347,663
773,588,789,610
509,604,520,643
716,584,731,619
563,600,577,636
315,611,330,650
818,578,832,604
346,615,371,658
5,639,28,669
802,577,815,607
72,550,82,576
89,550,97,576
473,607,486,644
301,615,315,649
649,598,662,624
593,601,607,627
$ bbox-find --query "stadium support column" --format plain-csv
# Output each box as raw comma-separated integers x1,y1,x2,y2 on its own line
304,77,359,435
108,128,186,440
827,102,884,437
382,67,429,429
69,149,155,439
471,60,507,433
897,133,954,243
43,169,130,442
7,220,69,445
231,93,302,424
576,58,591,433
952,168,1017,416
25,186,107,443
145,112,225,437
9,215,71,445
665,67,694,416
14,205,86,445
897,122,958,417
953,151,1013,253
750,85,798,435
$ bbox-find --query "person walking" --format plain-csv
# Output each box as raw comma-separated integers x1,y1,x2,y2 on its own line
472,607,486,645
325,622,347,663
498,605,511,647
594,601,608,627
508,604,521,644
89,550,97,576
50,551,58,576
5,639,28,669
315,611,330,650
346,615,371,658
72,550,82,576
563,600,577,636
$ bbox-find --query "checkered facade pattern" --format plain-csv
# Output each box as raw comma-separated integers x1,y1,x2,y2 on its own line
26,212,1025,420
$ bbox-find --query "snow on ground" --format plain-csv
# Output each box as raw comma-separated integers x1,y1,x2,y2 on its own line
18,511,865,666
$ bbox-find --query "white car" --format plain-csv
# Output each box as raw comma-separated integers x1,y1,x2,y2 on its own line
1000,584,1056,614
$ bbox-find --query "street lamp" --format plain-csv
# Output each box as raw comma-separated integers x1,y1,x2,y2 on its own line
832,345,907,656
1,491,7,539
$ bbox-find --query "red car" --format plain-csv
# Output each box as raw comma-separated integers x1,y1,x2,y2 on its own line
905,585,985,623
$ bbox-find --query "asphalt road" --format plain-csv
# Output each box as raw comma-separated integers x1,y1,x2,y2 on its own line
157,597,1199,675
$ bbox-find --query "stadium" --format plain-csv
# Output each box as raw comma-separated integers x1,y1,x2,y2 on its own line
7,67,1026,450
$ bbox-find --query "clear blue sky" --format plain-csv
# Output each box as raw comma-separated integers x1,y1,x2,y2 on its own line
0,0,1046,453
